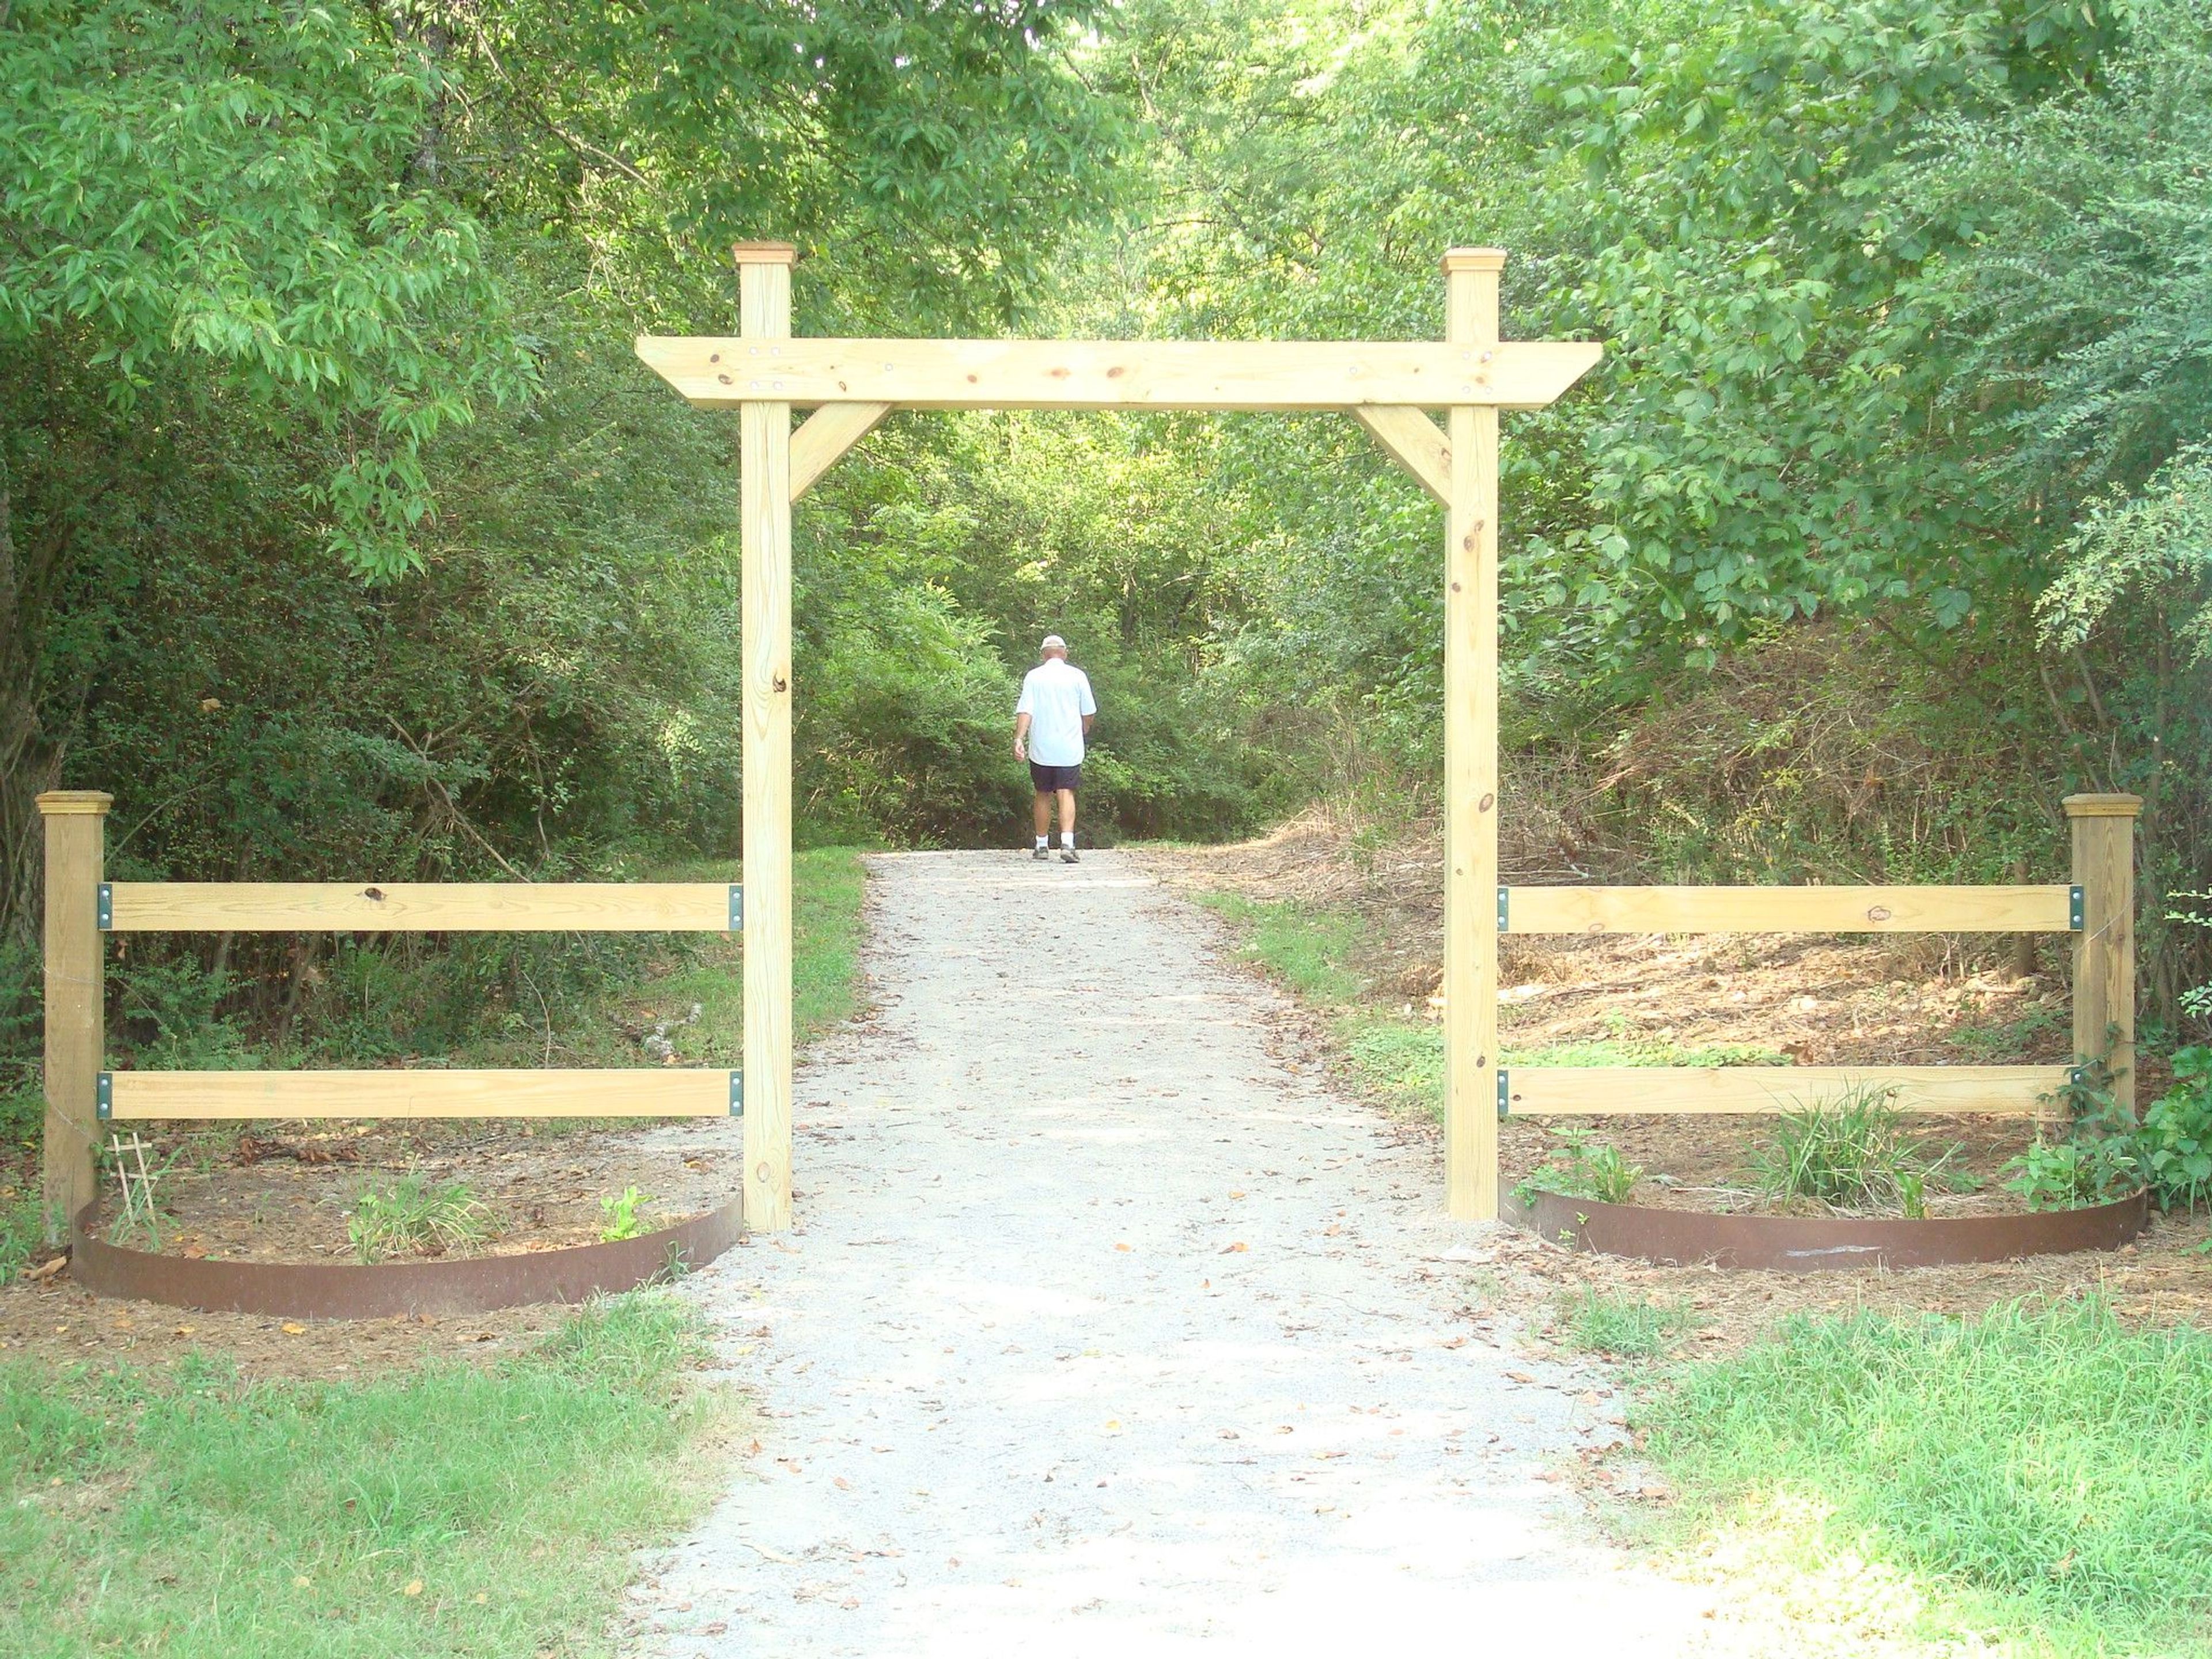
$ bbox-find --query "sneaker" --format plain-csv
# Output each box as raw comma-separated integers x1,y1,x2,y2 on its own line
1060,847,1080,863
1031,845,1050,861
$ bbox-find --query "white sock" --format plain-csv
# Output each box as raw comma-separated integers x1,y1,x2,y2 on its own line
1035,835,1048,850
1063,831,1076,849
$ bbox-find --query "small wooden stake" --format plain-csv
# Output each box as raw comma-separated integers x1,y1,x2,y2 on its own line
738,244,797,1232
2065,793,2141,1116
39,790,111,1243
1443,249,1505,1222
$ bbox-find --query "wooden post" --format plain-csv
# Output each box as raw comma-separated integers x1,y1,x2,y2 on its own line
737,242,796,1231
1443,249,1505,1221
2065,793,2141,1117
38,790,111,1242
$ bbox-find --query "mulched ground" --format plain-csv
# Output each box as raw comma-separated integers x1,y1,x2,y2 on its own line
1,1113,736,1381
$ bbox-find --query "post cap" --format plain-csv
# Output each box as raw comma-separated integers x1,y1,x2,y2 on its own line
1442,247,1508,273
2062,793,2143,818
36,790,112,815
730,241,798,267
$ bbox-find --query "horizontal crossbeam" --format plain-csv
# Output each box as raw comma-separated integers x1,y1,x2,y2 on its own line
1501,1065,2067,1116
103,1068,739,1120
1501,884,2077,935
104,882,739,933
635,336,1603,412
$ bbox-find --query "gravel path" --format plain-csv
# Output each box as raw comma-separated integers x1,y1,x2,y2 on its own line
627,850,1722,1656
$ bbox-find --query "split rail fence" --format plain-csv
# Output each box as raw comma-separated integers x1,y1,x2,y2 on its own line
36,790,740,1234
1494,790,2139,1122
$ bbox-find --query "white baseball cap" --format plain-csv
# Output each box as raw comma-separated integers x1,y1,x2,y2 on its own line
1040,634,1067,652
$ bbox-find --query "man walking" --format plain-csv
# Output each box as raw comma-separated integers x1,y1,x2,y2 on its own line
1013,634,1097,863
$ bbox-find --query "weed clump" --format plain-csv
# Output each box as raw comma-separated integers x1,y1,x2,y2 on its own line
347,1172,494,1263
1516,1127,1642,1205
1750,1086,1955,1217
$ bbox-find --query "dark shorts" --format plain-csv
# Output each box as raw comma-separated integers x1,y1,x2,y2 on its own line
1028,761,1081,793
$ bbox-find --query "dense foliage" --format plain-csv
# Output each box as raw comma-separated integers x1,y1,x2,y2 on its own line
3,0,2209,1071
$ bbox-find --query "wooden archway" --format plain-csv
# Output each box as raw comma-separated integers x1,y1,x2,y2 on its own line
638,242,1602,1230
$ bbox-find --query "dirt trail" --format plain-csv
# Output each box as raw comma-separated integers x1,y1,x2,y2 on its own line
627,850,1724,1656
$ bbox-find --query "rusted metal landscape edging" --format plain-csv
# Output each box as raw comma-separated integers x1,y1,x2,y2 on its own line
1503,1188,2147,1272
69,1197,744,1319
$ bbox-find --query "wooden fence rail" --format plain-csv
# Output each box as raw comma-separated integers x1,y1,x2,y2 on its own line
103,1069,737,1121
103,881,740,933
1499,884,2077,935
1499,1065,2070,1118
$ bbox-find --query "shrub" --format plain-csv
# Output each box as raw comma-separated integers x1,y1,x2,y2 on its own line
2138,1046,2212,1212
2006,1137,2139,1212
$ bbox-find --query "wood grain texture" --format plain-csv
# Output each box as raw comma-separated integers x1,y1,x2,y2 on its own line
106,1069,732,1120
39,791,110,1240
2066,793,2141,1115
107,882,736,932
1349,406,1451,504
635,336,1603,412
790,401,892,500
1505,1066,2069,1117
1503,884,2076,935
1443,251,1504,1222
739,251,796,1233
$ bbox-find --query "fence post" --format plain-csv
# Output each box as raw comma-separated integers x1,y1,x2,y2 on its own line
38,790,111,1243
1442,247,1505,1221
736,241,796,1232
2065,792,2141,1118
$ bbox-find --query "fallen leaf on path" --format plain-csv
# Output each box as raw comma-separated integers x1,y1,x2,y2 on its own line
1114,1243,1131,1252
1504,1370,1536,1383
281,1323,305,1336
25,1256,66,1282
1221,1242,1248,1254
834,1476,851,1489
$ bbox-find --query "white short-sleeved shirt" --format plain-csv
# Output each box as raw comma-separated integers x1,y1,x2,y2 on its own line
1016,658,1097,766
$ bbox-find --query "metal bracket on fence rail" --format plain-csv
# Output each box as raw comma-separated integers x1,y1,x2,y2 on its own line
1495,886,1509,932
96,882,112,931
728,885,744,931
1496,1070,1510,1119
2069,884,2085,930
729,1071,744,1115
96,1072,112,1122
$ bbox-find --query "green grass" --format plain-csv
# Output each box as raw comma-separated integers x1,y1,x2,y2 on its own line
0,1292,730,1658
1,1082,43,1283
0,1187,41,1285
1640,1297,2212,1655
1190,893,1367,1005
1558,1288,1700,1358
1946,1001,2067,1060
